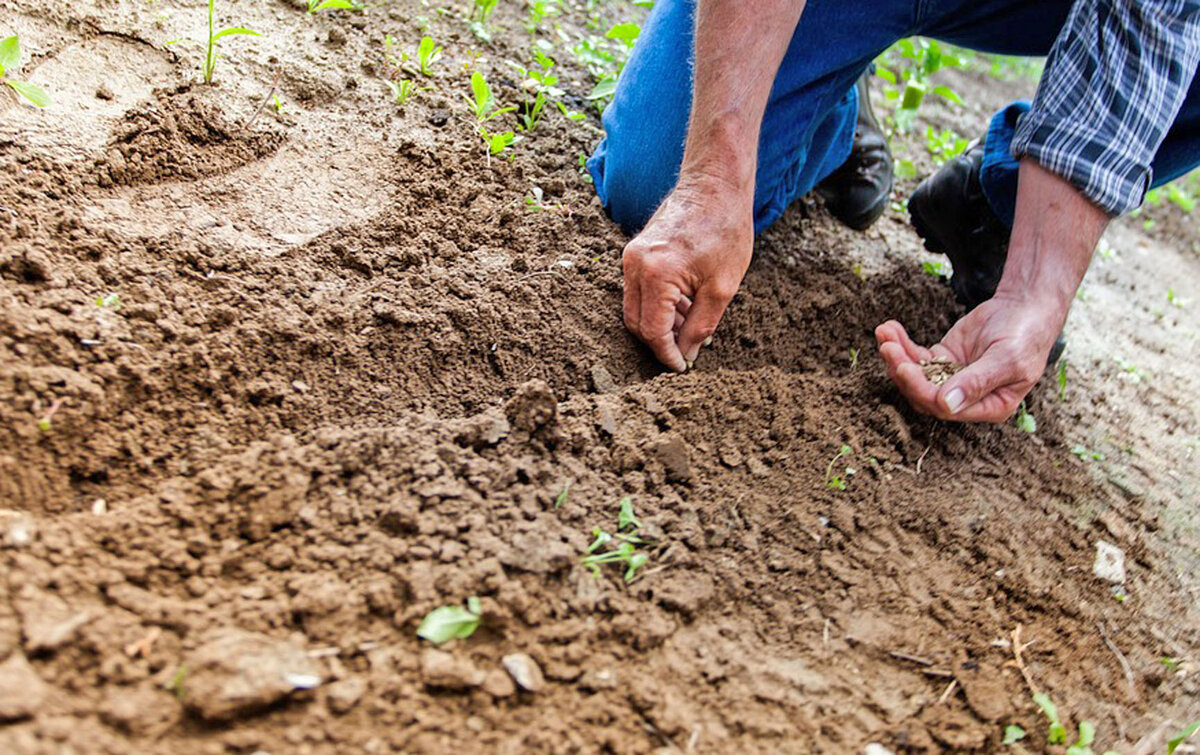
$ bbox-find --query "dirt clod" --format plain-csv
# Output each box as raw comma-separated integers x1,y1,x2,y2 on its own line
420,649,485,690
0,653,47,721
181,630,321,721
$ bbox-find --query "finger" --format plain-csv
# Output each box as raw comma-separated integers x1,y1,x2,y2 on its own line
622,260,641,335
937,350,1029,421
874,320,933,364
676,296,692,317
877,340,913,383
892,360,941,415
677,283,734,364
673,310,685,332
638,276,688,372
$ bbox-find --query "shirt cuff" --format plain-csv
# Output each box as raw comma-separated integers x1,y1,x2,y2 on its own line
1010,110,1150,217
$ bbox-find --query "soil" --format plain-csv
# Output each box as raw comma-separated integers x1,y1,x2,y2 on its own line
2,1,1199,753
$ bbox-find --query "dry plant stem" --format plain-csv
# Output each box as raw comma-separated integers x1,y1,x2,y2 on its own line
1007,624,1041,696
1098,621,1138,700
936,678,958,705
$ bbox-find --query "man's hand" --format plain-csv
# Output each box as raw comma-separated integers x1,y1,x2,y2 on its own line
622,177,753,371
619,0,807,370
875,291,1065,422
878,158,1109,422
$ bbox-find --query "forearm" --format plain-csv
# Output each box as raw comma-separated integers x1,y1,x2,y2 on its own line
994,158,1110,321
679,0,807,193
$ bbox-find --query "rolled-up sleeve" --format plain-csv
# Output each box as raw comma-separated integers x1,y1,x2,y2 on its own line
1011,0,1200,216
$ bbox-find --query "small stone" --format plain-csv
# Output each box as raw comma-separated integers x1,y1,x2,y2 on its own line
420,649,484,690
95,84,115,100
578,666,617,692
502,653,545,693
1093,540,1126,583
0,652,47,720
481,668,516,698
1,511,37,548
182,629,322,721
291,380,309,393
92,499,108,515
24,609,94,653
595,403,618,436
504,380,557,433
324,676,366,715
590,364,617,394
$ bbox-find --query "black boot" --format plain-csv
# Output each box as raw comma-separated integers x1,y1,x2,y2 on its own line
908,142,1066,365
816,72,894,231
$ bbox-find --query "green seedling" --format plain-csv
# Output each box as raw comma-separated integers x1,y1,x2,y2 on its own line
577,152,594,183
96,293,122,310
270,93,286,113
510,49,577,131
416,35,442,76
1014,402,1037,433
1168,288,1190,309
925,125,969,164
618,496,640,531
307,0,362,13
849,347,859,368
1033,693,1068,744
525,186,568,213
554,481,570,509
202,0,260,85
582,499,653,583
1113,356,1145,383
417,597,482,644
0,36,50,107
526,0,558,36
464,71,515,122
165,664,189,700
1168,720,1200,755
479,126,516,156
875,37,966,132
605,22,640,49
1071,444,1103,462
387,78,416,104
1057,359,1068,401
469,0,499,40
1002,725,1026,746
921,259,949,277
1160,656,1182,671
826,444,853,491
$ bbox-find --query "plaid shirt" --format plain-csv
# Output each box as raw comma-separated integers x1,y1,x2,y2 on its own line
1011,0,1200,215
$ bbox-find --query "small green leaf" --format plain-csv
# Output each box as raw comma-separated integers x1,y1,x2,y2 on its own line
1033,692,1067,744
605,23,641,43
7,80,50,108
932,85,964,106
617,497,641,531
466,596,481,615
587,76,617,100
554,482,570,509
417,604,481,644
312,0,359,10
900,80,926,110
895,159,917,180
1015,403,1037,433
212,27,260,41
1168,720,1200,755
0,36,20,74
1002,725,1026,745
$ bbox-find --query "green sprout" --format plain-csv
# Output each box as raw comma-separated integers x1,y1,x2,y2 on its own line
1033,693,1068,744
165,664,189,701
1002,725,1026,746
1168,721,1200,755
921,259,949,277
270,93,286,113
469,0,500,40
526,0,558,36
1070,444,1104,462
874,37,966,133
464,71,515,122
96,293,122,310
307,0,362,13
553,481,570,509
387,78,416,105
1014,402,1037,433
0,36,50,107
1057,359,1068,401
826,445,853,491
581,499,653,583
417,597,482,644
509,49,570,131
416,35,442,76
479,126,516,156
202,0,260,85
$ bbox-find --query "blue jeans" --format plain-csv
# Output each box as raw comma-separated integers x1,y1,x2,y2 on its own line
588,0,1200,234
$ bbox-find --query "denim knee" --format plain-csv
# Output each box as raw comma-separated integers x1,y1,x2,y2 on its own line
587,133,680,236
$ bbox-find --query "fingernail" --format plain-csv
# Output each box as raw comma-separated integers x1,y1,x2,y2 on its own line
944,387,965,413
703,336,713,347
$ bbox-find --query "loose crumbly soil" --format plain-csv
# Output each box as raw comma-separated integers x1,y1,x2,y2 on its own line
1,2,1198,753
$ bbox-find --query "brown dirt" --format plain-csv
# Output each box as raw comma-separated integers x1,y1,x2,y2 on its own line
2,1,1199,753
